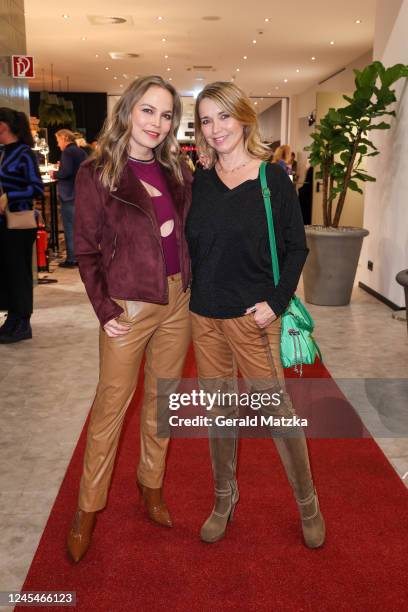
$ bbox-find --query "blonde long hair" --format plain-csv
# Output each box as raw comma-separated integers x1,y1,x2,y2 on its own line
194,82,271,167
94,75,183,190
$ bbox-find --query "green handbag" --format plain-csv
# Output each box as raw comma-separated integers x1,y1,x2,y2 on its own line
259,161,322,375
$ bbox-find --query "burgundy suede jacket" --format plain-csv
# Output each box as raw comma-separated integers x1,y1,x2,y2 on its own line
74,159,193,327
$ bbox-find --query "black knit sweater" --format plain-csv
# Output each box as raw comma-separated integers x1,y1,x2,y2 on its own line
186,162,308,318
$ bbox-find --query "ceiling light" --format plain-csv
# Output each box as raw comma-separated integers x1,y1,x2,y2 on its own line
95,54,99,58
355,19,362,24
105,66,110,70
252,39,257,44
162,38,167,42
81,37,87,41
164,55,169,59
264,18,270,22
62,14,70,19
284,79,288,83
122,73,129,78
113,76,118,80
236,68,240,72
168,77,172,81
330,41,335,45
120,84,123,88
254,101,258,105
296,69,300,73
275,86,279,90
243,55,248,60
157,16,163,20
311,56,316,61
167,67,171,71
267,92,271,95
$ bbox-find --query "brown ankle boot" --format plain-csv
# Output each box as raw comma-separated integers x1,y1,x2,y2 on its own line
67,509,96,563
137,481,172,527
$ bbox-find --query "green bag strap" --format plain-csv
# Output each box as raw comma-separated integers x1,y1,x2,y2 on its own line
260,161,280,287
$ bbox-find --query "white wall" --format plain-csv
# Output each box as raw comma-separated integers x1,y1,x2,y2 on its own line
257,100,282,143
359,0,408,307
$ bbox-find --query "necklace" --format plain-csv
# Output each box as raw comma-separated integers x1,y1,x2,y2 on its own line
216,159,251,174
128,154,155,163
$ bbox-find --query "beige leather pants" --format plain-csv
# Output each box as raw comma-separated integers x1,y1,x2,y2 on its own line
191,312,315,503
78,274,191,512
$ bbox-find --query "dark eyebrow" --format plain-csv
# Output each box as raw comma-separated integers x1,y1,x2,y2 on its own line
140,103,173,113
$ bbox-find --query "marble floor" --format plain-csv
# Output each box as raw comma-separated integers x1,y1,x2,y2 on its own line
0,261,407,607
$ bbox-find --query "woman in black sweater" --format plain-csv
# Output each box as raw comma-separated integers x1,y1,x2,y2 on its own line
186,82,325,548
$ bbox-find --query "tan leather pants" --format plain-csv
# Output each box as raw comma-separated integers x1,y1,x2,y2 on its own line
78,274,191,512
191,312,315,502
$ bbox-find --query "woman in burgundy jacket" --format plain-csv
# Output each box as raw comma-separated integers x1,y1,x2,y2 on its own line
68,76,192,562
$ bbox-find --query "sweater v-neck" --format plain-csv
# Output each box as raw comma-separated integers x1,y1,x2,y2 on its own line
210,165,261,193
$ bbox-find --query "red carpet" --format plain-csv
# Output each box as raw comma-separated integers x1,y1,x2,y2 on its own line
17,348,408,611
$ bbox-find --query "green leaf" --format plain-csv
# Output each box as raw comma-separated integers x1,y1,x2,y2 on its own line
348,180,364,193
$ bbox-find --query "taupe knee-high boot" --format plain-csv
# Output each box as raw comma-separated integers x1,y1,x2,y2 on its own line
259,384,325,548
200,434,239,543
273,433,325,548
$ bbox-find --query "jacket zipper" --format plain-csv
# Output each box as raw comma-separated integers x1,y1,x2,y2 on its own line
111,233,117,260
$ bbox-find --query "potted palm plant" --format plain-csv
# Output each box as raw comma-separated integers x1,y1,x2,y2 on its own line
303,61,408,305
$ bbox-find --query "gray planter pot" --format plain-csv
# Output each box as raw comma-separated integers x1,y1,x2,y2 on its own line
303,226,369,306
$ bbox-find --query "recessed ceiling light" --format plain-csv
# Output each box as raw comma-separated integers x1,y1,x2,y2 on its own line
157,16,163,20
122,73,129,78
252,39,257,44
254,101,258,105
120,84,123,87
168,77,172,81
284,78,288,83
105,66,110,70
236,68,240,72
162,38,167,42
164,55,169,59
62,14,70,19
81,37,87,41
296,68,300,73
113,76,118,80
267,91,271,95
95,54,99,58
264,18,270,22
330,41,335,45
167,67,171,71
311,56,316,61
355,19,362,24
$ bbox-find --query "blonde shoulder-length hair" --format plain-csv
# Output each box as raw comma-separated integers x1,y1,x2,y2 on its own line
194,82,271,167
273,144,291,164
94,75,183,190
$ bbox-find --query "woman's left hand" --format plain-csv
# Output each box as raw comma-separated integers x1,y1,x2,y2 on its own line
245,301,277,329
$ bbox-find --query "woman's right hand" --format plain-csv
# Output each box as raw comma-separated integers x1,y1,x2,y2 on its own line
103,317,131,337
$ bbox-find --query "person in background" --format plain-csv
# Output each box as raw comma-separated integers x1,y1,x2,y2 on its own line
298,165,313,225
67,75,192,563
0,107,43,343
273,144,291,175
73,132,93,156
53,129,87,267
186,82,325,548
290,151,298,183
